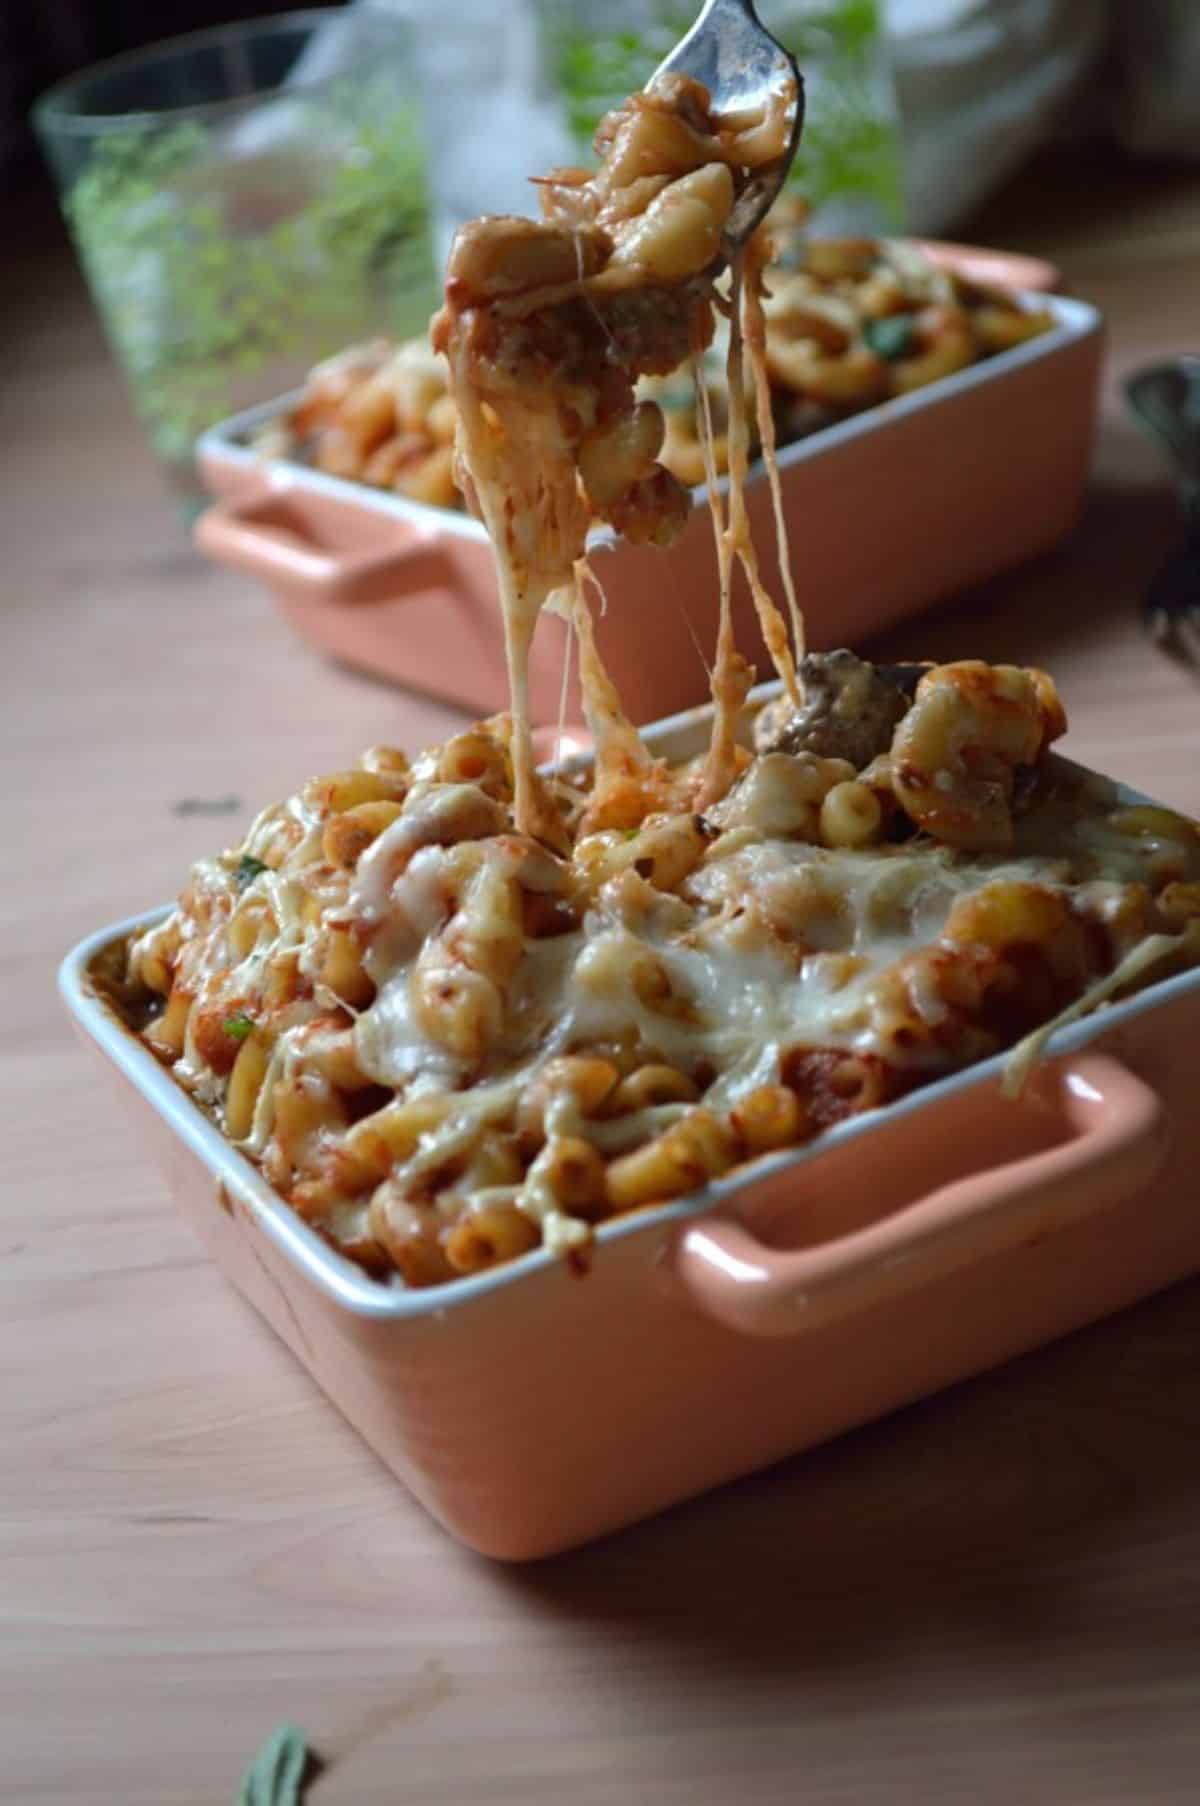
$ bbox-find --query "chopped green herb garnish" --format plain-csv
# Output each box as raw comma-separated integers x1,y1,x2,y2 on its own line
542,3,903,228
622,828,641,841
655,381,697,414
863,315,916,361
235,855,268,890
223,1013,254,1042
238,1724,315,1806
773,240,808,273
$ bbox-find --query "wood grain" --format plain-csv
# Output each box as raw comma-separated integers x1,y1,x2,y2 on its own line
5,164,1200,1804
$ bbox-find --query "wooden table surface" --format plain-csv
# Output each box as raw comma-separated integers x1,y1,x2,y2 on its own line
5,156,1200,1803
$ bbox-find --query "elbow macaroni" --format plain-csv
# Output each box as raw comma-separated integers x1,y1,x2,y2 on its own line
265,219,1054,506
114,664,1200,1290
117,69,1189,1295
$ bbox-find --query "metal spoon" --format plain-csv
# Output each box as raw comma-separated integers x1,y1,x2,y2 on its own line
1125,356,1200,665
651,0,804,249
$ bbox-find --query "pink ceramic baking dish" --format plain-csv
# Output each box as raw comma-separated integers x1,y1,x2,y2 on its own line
194,276,1101,728
60,691,1200,1561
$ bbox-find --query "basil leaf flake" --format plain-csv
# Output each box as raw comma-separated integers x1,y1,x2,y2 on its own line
235,855,269,890
223,1013,254,1042
863,315,915,361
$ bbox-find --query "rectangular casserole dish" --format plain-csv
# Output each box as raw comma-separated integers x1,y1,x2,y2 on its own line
193,280,1103,728
60,689,1200,1560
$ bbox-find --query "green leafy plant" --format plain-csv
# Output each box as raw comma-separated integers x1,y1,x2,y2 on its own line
234,854,269,889
64,73,437,477
539,0,903,225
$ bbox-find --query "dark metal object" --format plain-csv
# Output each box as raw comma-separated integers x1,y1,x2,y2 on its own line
1126,356,1200,667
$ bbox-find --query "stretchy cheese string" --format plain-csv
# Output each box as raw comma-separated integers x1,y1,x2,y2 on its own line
722,255,801,709
744,231,806,676
445,343,540,834
666,534,714,679
692,335,749,810
571,559,665,826
446,342,577,849
693,243,809,811
1002,929,1198,1098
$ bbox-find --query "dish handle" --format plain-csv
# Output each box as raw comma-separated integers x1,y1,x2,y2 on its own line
669,1055,1168,1339
914,241,1062,294
194,493,454,607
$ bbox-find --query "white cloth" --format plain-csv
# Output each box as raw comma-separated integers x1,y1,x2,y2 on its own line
885,0,1109,232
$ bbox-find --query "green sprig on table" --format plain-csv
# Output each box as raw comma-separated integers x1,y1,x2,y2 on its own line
237,1725,314,1806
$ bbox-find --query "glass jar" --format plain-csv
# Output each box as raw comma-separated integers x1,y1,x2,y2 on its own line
35,8,439,510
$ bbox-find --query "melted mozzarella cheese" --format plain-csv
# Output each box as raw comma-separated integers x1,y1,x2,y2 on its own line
341,816,1139,1123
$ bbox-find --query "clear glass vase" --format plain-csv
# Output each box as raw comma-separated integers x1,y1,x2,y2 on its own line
35,8,439,512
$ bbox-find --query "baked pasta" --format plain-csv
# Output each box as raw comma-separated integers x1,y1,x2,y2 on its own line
255,337,461,512
262,219,1054,501
109,651,1200,1289
430,67,803,837
127,61,1194,1292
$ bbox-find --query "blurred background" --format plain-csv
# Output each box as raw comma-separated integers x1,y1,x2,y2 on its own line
11,1,1200,216
8,1,1200,507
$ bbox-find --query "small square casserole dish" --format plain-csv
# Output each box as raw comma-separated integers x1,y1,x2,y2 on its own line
61,690,1200,1561
193,271,1102,729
